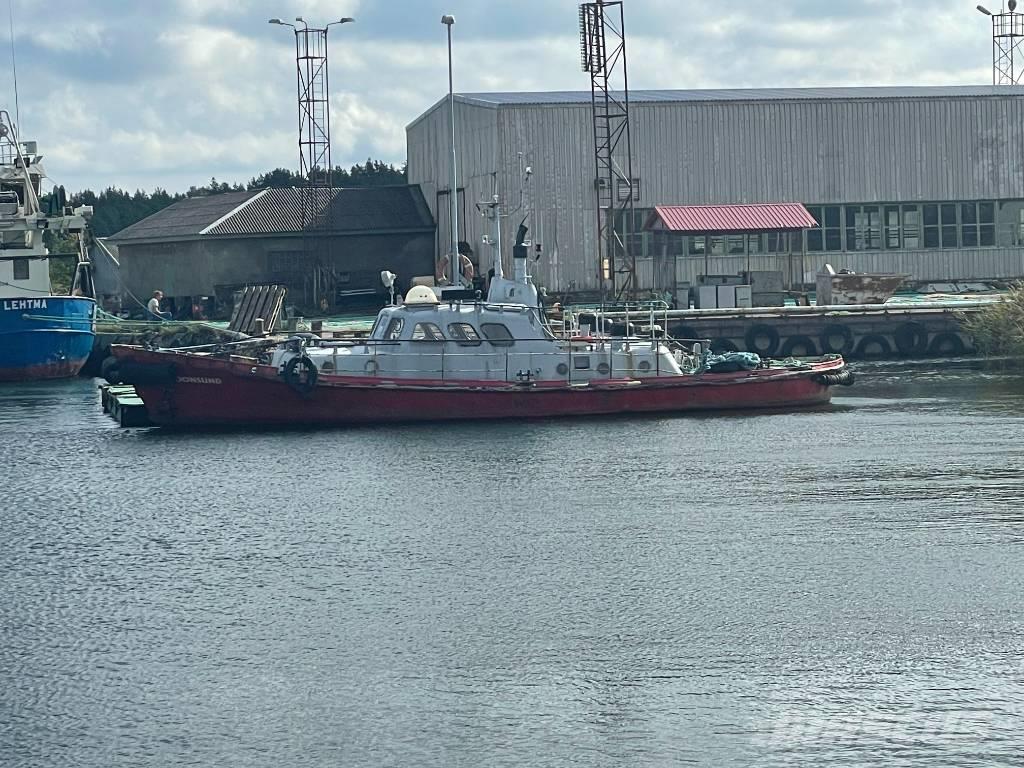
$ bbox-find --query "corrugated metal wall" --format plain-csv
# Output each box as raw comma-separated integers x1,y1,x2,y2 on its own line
408,94,1024,292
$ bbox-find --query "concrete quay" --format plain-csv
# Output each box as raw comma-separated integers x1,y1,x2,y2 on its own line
580,300,993,360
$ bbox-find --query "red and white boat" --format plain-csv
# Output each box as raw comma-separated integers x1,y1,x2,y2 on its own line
106,202,853,428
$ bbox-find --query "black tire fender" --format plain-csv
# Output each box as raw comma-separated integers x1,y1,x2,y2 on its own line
282,355,319,395
669,323,701,342
780,335,819,357
744,324,780,356
117,360,177,386
854,334,892,359
819,323,854,355
813,368,856,387
927,332,966,357
101,355,122,384
893,322,929,356
711,338,739,353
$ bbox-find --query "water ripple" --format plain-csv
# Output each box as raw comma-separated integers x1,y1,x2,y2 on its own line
1,371,1023,767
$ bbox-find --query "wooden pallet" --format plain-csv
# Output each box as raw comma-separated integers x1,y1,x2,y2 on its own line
228,285,287,336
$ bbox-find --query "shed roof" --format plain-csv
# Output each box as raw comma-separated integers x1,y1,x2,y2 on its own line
644,203,818,234
110,190,256,242
111,185,435,243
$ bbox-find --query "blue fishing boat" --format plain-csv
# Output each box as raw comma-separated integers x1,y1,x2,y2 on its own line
0,110,96,381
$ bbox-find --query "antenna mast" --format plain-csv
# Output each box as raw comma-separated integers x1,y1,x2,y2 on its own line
580,0,636,301
8,1,21,129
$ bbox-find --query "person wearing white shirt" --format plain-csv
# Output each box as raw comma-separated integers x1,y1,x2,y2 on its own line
147,290,170,321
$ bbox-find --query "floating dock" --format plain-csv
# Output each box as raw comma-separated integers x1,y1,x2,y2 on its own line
99,384,151,427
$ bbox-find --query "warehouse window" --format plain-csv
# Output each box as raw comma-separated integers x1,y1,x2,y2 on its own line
764,232,793,253
922,204,939,248
940,203,958,249
823,206,842,251
903,206,921,248
846,205,881,251
884,206,901,249
799,200,1008,254
961,203,978,247
616,177,640,202
268,250,304,275
688,236,706,256
805,206,822,251
981,202,996,246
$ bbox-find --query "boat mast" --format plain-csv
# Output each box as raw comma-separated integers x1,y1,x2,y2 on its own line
441,15,460,285
485,193,503,280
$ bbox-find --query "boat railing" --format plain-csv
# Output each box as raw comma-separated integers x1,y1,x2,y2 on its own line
562,299,676,344
309,337,700,382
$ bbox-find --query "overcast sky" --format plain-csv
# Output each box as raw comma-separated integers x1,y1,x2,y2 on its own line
4,0,995,193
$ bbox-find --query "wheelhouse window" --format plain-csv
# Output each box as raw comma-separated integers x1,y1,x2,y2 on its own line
447,322,482,346
480,322,514,347
411,322,445,341
12,258,29,280
384,318,404,340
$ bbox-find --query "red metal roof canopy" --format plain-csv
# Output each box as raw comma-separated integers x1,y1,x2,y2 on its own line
644,203,817,234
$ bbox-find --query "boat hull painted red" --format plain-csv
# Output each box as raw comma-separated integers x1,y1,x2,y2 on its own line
110,346,847,427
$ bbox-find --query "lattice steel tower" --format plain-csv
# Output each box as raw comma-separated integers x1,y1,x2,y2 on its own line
580,0,636,300
270,15,354,306
294,23,331,230
979,2,1024,85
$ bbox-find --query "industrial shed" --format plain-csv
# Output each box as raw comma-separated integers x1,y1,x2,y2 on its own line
407,85,1024,295
109,185,435,316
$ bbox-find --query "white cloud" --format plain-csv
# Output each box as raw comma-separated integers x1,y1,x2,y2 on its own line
4,0,999,192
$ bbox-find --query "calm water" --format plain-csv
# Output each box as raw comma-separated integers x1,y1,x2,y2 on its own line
1,363,1022,767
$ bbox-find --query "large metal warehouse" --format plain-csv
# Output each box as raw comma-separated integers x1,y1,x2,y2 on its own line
407,85,1024,296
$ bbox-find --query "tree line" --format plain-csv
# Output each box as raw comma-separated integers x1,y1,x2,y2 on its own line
70,160,407,238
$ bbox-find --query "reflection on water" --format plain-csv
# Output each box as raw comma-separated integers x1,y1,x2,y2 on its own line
1,364,1022,767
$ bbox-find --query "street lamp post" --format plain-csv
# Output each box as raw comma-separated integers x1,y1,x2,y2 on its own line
441,14,460,286
977,2,1024,85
